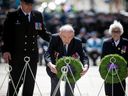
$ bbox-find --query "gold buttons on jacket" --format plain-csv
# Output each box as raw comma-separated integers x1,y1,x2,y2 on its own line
118,47,120,50
25,42,27,45
33,36,35,38
32,42,35,44
25,35,27,38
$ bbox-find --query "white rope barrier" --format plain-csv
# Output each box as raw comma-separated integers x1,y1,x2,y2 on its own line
97,64,112,96
18,56,43,96
0,64,18,96
0,56,43,96
52,58,83,96
67,64,82,96
26,57,43,96
115,66,127,96
0,68,9,90
13,62,28,96
52,66,75,96
64,58,82,96
52,71,65,96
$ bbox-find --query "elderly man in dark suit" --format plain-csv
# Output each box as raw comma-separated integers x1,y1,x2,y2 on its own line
45,24,89,96
101,20,128,96
2,0,51,96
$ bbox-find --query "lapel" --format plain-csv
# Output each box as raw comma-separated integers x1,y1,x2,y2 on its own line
57,36,74,56
111,38,116,47
18,8,35,23
16,8,25,23
111,38,124,54
29,11,35,30
111,38,122,47
57,36,66,56
30,11,35,23
66,38,74,55
117,38,123,47
55,35,76,57
17,8,31,25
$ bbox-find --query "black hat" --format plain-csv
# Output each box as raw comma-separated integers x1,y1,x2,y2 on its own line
21,0,35,4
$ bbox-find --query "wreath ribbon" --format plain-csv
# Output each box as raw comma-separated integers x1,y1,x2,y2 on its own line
99,54,127,84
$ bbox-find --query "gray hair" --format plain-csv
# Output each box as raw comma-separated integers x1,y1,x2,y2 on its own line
59,24,74,33
109,20,124,35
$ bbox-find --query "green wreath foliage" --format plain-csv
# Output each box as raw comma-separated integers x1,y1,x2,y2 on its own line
99,54,127,84
56,57,83,83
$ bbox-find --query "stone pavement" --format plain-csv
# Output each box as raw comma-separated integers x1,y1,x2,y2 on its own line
0,63,128,96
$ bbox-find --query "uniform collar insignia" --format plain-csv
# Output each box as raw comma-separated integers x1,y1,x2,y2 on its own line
15,20,20,24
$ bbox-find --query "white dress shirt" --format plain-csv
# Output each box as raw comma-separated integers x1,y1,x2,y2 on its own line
21,7,31,22
114,39,120,47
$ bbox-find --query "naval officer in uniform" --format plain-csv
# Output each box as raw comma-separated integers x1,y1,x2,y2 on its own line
2,0,51,95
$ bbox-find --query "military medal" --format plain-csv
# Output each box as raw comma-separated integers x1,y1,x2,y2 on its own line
121,46,126,54
35,22,42,30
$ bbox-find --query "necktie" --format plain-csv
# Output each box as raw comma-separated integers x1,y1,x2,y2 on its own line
63,44,67,56
25,14,29,22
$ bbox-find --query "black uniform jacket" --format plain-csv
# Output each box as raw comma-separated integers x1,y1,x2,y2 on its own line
101,38,128,65
2,8,51,62
45,34,89,77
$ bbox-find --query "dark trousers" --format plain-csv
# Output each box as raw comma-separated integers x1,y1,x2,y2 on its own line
7,55,38,96
104,80,126,96
50,77,75,96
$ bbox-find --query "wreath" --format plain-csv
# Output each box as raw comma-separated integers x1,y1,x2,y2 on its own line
99,54,127,84
56,57,83,83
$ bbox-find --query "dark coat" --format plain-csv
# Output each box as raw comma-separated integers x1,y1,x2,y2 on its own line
101,38,128,63
45,34,89,77
2,8,51,61
101,37,128,96
2,8,51,96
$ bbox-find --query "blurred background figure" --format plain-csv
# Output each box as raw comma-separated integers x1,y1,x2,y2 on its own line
89,0,95,12
102,29,111,42
46,14,62,34
86,32,102,66
76,27,89,51
37,36,48,66
104,0,122,13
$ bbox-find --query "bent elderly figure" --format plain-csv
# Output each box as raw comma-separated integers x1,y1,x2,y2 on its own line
45,24,89,96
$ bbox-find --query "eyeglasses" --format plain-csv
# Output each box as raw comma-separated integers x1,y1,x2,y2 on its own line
112,31,121,33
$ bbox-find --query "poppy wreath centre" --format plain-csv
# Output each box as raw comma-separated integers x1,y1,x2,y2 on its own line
56,57,83,83
99,54,127,84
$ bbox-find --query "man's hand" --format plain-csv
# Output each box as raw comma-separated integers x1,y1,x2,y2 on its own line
48,62,57,74
3,52,11,63
80,64,89,76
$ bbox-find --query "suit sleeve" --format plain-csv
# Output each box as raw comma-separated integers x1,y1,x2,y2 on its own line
38,12,51,42
77,40,89,67
2,12,13,53
44,35,55,65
